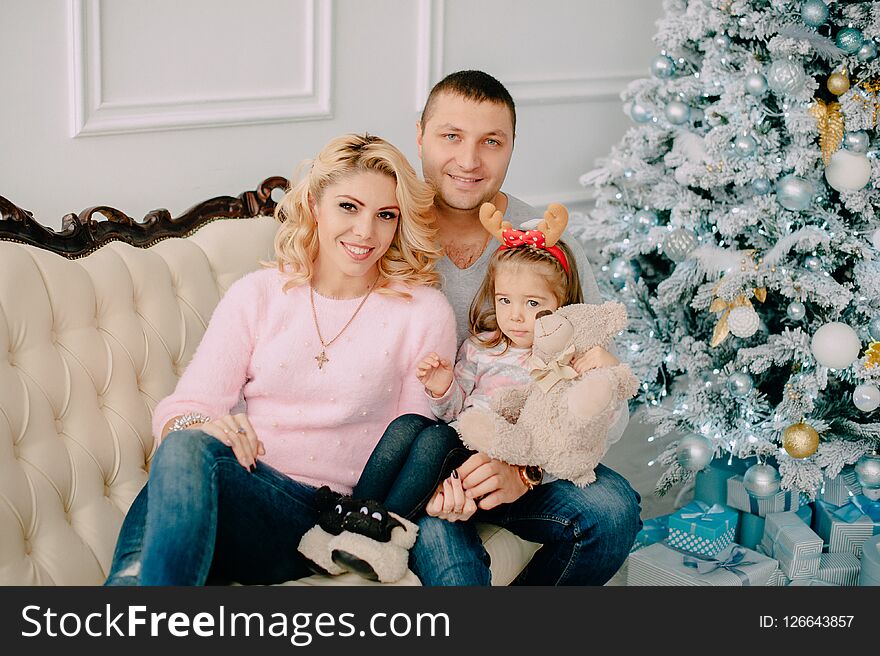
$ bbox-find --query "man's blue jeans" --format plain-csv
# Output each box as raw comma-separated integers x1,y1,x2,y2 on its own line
105,429,320,586
409,463,642,585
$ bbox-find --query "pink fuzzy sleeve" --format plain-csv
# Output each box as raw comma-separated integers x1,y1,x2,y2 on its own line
151,272,263,440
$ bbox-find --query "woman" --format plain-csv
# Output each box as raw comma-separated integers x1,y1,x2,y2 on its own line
105,134,456,586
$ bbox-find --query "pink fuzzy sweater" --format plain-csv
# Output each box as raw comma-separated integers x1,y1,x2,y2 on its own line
152,268,457,494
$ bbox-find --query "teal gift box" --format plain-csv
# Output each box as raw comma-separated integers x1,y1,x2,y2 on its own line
859,535,880,586
666,501,738,557
627,542,778,586
759,511,823,580
814,496,880,557
818,467,862,507
694,456,749,506
727,475,808,517
737,504,812,550
631,514,670,553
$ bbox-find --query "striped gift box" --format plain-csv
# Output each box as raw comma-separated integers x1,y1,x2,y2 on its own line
788,578,837,586
727,476,807,517
814,498,880,557
759,511,822,579
767,569,789,586
815,553,860,586
627,542,778,586
818,467,862,507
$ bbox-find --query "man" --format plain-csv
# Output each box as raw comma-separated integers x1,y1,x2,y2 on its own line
410,70,642,585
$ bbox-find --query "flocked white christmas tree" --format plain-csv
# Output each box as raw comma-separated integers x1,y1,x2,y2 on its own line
576,0,880,499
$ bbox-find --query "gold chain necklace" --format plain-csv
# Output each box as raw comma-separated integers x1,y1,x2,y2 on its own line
308,280,376,369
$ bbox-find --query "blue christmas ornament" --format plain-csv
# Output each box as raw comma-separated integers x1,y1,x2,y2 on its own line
630,102,653,124
727,371,754,397
870,316,880,341
733,134,758,157
714,34,731,49
803,255,821,272
843,131,870,153
751,178,772,195
634,209,659,230
800,0,829,27
609,257,641,289
745,73,768,96
651,55,676,79
786,301,806,322
776,174,814,211
857,40,878,62
665,101,691,125
836,28,864,55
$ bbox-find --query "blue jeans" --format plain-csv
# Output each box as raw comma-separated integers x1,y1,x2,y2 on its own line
409,463,642,585
105,429,320,586
353,414,470,520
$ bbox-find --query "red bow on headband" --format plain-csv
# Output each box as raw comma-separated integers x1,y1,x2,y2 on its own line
479,202,572,276
499,227,570,275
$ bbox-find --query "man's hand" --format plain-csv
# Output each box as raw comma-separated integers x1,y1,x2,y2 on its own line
458,452,528,510
416,351,454,398
425,473,478,522
573,345,620,375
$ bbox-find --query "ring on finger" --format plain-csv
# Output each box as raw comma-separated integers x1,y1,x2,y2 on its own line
236,426,246,434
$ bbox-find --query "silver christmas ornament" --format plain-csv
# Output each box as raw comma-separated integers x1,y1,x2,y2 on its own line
662,228,698,262
665,100,691,125
800,0,828,27
651,55,676,79
635,209,659,231
767,59,807,96
743,463,782,498
608,257,641,289
803,255,821,272
853,384,880,413
630,102,652,124
714,35,731,49
733,134,758,157
751,178,772,195
855,453,880,489
727,371,754,397
825,150,872,192
745,73,768,96
870,316,880,341
675,434,714,472
786,301,806,321
843,131,870,154
775,174,814,211
857,40,878,62
836,28,864,55
727,306,760,339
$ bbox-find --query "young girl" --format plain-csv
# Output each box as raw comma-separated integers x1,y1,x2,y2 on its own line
350,202,620,530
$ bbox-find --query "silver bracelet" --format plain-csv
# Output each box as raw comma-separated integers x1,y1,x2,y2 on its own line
169,412,211,433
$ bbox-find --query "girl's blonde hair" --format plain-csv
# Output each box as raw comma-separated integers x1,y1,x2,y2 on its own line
468,240,583,352
270,133,440,297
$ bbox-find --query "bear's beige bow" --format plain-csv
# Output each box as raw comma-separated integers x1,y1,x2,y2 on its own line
528,343,578,392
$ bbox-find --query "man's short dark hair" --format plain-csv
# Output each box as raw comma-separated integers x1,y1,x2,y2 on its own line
420,70,516,133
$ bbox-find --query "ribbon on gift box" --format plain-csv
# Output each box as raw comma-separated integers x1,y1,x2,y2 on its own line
682,545,757,586
747,490,794,515
832,495,880,526
630,515,669,552
680,502,727,522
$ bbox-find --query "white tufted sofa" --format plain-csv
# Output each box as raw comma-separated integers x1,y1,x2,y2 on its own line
0,183,539,586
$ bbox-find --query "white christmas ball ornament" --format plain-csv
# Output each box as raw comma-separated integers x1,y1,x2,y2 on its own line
776,175,814,211
872,228,880,251
853,384,880,413
810,322,862,369
767,59,807,96
727,306,760,338
825,150,872,192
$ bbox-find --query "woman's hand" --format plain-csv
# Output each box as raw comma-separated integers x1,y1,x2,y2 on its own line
573,346,620,375
425,472,477,522
416,351,454,398
199,413,266,472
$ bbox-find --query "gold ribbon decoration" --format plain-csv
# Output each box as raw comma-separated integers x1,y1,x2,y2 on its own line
710,288,767,348
853,78,880,129
865,341,880,369
528,343,579,392
808,99,844,166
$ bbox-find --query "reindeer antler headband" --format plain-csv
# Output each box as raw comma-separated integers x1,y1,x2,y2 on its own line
478,202,571,275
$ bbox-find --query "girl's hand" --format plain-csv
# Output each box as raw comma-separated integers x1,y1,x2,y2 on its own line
199,413,266,472
573,346,619,375
425,472,478,522
416,351,454,398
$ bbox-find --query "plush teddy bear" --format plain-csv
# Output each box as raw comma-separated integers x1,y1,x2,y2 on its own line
456,302,640,487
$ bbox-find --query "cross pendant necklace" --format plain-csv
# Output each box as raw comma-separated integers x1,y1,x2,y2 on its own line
308,279,376,370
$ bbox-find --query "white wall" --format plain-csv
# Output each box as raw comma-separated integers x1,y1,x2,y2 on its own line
0,0,663,229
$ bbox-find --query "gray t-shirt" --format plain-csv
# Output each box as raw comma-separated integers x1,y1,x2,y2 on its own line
435,194,628,447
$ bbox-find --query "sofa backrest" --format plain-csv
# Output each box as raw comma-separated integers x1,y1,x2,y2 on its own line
0,217,278,584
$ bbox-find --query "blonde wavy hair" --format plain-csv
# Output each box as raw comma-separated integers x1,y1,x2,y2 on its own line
469,240,583,353
270,133,440,297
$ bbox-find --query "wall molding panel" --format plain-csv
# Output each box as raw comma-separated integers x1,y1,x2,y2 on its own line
68,0,333,137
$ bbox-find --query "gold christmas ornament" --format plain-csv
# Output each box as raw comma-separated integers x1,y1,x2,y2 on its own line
866,341,880,369
783,421,820,459
827,71,850,96
809,100,844,165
